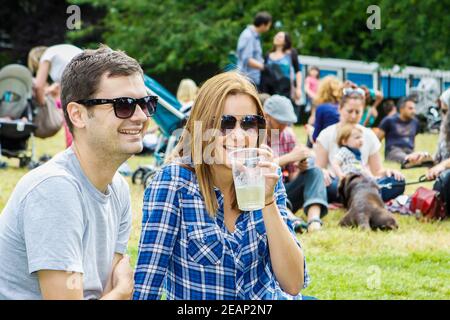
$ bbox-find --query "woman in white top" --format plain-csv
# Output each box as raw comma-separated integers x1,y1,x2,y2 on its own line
315,88,405,203
28,44,83,106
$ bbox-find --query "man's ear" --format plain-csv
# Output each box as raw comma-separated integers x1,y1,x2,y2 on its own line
66,102,87,131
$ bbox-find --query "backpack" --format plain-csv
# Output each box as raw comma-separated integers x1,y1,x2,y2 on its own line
409,187,446,220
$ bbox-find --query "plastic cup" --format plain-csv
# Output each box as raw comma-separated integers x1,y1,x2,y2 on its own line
228,148,265,211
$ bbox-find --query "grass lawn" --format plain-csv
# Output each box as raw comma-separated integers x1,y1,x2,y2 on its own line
1,126,449,300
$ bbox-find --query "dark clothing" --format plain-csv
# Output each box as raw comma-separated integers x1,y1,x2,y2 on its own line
326,175,405,203
379,114,419,157
312,103,340,142
285,167,328,217
433,169,450,217
343,146,362,161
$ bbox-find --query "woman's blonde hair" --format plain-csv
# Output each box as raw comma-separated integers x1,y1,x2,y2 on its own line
176,78,198,104
314,75,342,105
27,46,48,75
336,123,363,147
170,72,265,216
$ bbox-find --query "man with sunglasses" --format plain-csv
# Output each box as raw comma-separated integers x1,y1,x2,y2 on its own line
0,46,156,299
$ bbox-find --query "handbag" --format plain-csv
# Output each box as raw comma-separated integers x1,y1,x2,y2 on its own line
409,186,446,220
33,95,64,138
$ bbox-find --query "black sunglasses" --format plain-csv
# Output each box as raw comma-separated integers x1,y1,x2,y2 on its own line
76,96,158,119
220,114,266,134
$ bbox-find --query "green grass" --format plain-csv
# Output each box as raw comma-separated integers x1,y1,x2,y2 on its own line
1,126,449,299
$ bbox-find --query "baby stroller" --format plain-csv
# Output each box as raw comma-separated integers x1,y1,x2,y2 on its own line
132,75,189,187
0,64,39,169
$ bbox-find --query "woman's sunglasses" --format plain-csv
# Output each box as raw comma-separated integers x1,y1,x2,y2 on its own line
220,115,266,134
342,87,366,97
76,95,158,119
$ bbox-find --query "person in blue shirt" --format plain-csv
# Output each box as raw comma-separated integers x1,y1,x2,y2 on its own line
236,12,272,88
377,96,432,167
310,76,342,144
133,72,309,300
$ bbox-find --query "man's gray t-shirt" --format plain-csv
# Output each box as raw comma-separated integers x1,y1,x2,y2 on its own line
236,25,263,85
0,147,132,300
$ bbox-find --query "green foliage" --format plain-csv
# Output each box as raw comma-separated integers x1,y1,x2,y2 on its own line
68,0,449,76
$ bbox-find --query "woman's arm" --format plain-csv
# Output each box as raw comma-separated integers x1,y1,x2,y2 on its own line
312,106,323,142
258,146,306,295
34,61,51,106
368,152,404,180
315,141,335,186
295,71,302,101
426,158,450,180
263,200,304,296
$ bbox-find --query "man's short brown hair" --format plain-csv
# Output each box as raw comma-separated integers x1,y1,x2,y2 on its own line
60,45,144,134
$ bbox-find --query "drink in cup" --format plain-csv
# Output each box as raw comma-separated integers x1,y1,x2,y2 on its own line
228,148,265,211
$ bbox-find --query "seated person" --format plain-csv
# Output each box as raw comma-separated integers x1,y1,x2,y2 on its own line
133,72,309,300
331,124,372,180
0,46,146,300
377,96,432,167
426,89,450,216
264,94,328,232
315,88,405,203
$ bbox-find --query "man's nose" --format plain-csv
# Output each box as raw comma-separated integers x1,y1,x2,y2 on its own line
131,105,149,122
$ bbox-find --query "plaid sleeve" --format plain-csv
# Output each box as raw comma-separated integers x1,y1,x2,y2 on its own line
333,147,347,165
133,166,181,300
273,172,311,290
281,129,298,175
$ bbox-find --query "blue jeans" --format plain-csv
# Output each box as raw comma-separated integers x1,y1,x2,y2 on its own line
326,176,405,203
285,167,329,217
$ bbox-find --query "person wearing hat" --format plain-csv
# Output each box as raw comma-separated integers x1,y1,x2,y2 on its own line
264,94,328,232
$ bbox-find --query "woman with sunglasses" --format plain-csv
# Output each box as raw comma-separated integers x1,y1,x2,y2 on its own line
133,72,309,300
315,88,405,203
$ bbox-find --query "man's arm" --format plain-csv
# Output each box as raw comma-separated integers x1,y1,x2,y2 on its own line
103,253,123,295
276,145,311,167
38,254,133,300
38,271,83,300
247,57,264,70
373,89,384,109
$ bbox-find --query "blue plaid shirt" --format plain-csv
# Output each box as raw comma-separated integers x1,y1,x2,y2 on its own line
133,162,310,300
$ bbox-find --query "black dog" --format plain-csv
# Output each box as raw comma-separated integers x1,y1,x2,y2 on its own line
338,173,399,231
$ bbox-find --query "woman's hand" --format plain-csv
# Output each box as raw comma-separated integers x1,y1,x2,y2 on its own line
257,144,281,204
426,163,446,181
384,168,404,181
322,168,335,187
